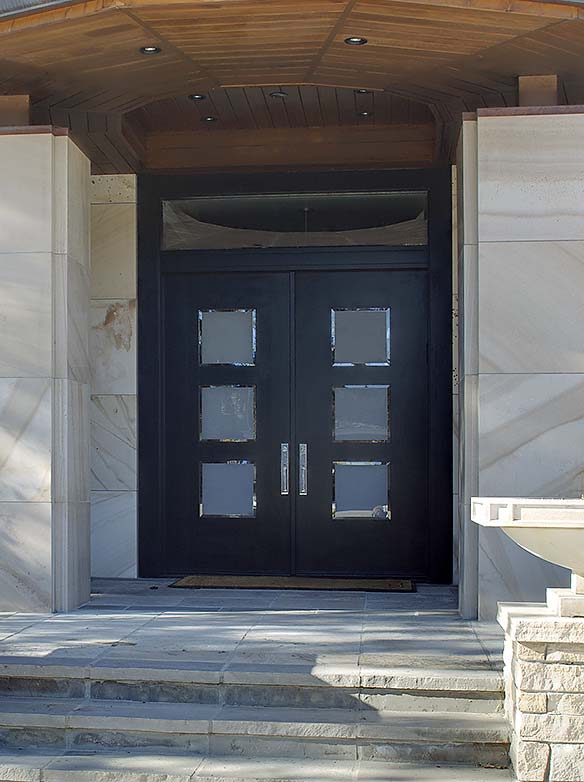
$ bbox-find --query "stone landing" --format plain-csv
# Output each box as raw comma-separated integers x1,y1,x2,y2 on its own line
0,581,510,780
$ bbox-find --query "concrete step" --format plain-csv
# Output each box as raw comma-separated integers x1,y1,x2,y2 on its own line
0,661,503,712
0,698,509,766
0,749,515,782
0,750,511,782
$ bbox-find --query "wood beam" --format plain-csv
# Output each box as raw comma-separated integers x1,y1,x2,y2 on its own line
0,95,30,126
518,75,559,107
144,124,435,172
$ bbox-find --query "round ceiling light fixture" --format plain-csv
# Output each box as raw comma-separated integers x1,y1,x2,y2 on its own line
354,88,371,94
344,36,368,45
357,110,372,117
188,93,207,101
139,45,161,55
201,115,217,122
269,90,288,99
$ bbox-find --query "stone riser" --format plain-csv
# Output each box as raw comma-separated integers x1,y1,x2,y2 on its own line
0,677,502,713
0,726,510,766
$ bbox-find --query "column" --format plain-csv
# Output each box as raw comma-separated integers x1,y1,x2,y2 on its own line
0,128,91,612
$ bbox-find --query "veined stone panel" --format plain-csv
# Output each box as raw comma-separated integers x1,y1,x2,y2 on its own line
90,491,137,578
0,377,52,502
478,113,584,243
0,502,52,612
91,395,137,491
479,241,584,374
0,253,53,378
90,174,136,205
478,373,584,499
90,299,137,395
90,203,137,299
0,135,54,254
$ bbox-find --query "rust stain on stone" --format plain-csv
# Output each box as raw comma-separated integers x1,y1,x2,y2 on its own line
94,300,135,352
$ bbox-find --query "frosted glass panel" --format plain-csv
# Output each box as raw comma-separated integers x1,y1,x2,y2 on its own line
201,386,255,441
333,462,390,520
199,309,256,365
332,309,390,366
334,386,389,441
200,462,255,517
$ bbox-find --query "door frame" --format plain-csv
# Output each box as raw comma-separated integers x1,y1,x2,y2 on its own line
138,168,452,582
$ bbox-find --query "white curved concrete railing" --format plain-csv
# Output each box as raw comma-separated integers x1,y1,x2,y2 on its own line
471,497,584,617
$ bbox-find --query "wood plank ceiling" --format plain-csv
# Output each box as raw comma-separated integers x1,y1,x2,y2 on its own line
1,0,584,172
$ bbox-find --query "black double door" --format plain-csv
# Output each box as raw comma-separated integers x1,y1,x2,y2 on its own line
163,269,429,578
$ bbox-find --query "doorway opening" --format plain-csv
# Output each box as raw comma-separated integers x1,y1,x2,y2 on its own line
138,170,452,583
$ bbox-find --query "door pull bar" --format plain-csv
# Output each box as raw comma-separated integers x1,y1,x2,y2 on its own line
280,443,289,495
299,443,308,496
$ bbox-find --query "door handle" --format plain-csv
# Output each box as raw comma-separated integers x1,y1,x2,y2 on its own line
299,443,308,496
280,443,289,495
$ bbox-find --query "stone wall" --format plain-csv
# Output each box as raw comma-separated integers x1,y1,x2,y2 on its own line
457,109,584,619
501,604,584,781
89,175,138,578
0,130,91,611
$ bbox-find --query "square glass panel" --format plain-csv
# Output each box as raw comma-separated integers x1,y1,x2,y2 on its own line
199,309,256,365
331,309,390,366
334,385,390,442
332,462,390,520
200,386,255,441
200,461,256,517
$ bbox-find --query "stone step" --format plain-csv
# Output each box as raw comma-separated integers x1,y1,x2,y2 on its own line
0,698,509,766
0,749,515,782
0,661,503,712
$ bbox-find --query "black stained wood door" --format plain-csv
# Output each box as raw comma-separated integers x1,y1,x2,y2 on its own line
295,271,429,578
163,272,291,575
162,269,429,578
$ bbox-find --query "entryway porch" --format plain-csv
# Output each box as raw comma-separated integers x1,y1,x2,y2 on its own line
0,581,508,781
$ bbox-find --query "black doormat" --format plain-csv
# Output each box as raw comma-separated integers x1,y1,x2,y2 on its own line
169,575,415,592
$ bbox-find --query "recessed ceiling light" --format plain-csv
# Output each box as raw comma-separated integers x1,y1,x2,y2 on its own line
139,45,161,55
189,93,207,101
354,88,371,94
357,111,372,117
344,36,368,45
201,115,217,122
269,91,288,99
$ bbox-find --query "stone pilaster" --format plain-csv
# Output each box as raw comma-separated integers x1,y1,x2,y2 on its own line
0,128,91,612
499,602,584,781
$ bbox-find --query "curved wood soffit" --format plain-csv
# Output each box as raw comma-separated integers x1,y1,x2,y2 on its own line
1,0,584,171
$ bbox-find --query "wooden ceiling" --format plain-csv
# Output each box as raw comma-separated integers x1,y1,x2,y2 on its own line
1,0,584,172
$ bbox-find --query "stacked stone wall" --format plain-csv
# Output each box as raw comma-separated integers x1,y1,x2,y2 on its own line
505,633,584,781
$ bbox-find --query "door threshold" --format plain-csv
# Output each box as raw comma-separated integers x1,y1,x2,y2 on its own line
169,575,415,592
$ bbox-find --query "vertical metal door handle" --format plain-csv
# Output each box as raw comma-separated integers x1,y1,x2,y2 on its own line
299,443,308,496
280,443,289,495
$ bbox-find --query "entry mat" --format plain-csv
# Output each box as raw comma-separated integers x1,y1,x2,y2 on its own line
170,575,415,592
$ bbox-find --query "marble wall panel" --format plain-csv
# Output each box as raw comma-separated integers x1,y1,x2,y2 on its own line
478,373,584,499
54,501,91,611
478,114,584,243
0,135,53,254
65,140,90,268
91,204,137,299
90,299,137,395
0,253,52,377
458,119,478,249
90,175,136,205
67,258,91,384
53,380,90,504
91,395,136,491
478,526,569,621
0,377,52,502
479,241,584,374
0,502,52,612
90,491,137,578
462,244,478,378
